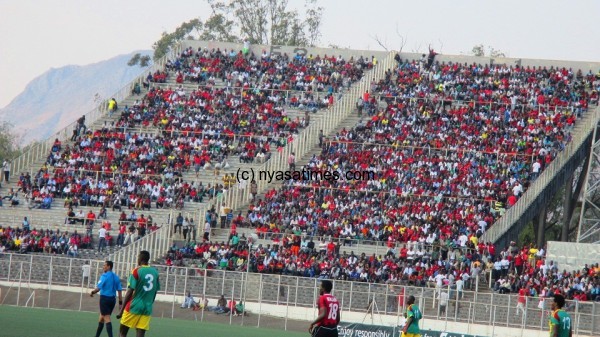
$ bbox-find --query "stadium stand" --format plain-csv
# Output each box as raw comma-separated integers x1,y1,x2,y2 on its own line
1,41,599,294
0,43,379,259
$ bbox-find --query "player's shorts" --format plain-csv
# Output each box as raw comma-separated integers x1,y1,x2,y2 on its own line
402,333,421,337
312,325,338,337
120,310,151,330
99,296,116,315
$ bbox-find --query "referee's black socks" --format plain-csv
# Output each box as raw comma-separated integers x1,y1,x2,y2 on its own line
95,322,104,337
106,322,113,337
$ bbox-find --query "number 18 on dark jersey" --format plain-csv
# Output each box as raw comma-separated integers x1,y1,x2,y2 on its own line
318,294,339,327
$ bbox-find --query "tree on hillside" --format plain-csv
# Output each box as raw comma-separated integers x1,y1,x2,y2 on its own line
129,0,323,66
471,44,506,58
127,53,151,67
0,121,24,161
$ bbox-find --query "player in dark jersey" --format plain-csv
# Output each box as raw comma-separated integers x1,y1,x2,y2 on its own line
309,280,340,337
116,250,160,337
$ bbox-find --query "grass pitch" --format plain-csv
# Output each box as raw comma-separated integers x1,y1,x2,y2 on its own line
0,305,307,337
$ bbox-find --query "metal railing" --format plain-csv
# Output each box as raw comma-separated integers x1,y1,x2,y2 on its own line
146,81,344,103
370,94,588,113
210,229,474,251
0,210,172,231
0,199,194,230
482,105,600,244
0,253,597,336
108,211,174,279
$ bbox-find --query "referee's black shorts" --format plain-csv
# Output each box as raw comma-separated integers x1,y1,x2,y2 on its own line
99,295,116,315
312,325,338,337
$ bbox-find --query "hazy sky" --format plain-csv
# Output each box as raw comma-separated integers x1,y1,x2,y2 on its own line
1,0,599,108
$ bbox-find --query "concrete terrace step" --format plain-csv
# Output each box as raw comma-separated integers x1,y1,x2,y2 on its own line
0,201,174,230
207,227,388,258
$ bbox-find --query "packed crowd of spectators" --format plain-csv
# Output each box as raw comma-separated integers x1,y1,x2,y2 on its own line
159,57,600,302
3,46,600,306
238,59,599,249
6,47,369,215
165,46,371,109
491,244,600,304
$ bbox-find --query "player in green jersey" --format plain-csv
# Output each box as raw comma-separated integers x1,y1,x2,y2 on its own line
549,294,572,337
402,295,422,337
117,251,160,337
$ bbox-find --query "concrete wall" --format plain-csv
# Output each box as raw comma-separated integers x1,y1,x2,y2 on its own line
181,40,390,60
547,241,600,271
393,52,599,72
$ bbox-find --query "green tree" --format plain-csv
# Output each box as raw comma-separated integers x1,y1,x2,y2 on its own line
471,44,485,57
0,121,24,161
128,53,151,67
129,0,323,65
471,44,506,58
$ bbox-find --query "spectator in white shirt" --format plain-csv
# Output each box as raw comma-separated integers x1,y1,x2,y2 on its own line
98,227,107,252
512,182,523,197
438,290,449,316
531,160,541,180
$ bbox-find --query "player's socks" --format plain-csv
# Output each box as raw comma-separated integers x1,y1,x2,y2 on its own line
95,322,104,337
106,322,113,337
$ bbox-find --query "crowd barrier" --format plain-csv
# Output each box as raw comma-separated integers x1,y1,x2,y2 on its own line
0,253,597,336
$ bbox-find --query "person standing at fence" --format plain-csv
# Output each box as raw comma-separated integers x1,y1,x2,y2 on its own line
189,218,196,242
250,180,257,201
203,218,211,242
90,261,123,337
549,294,572,337
402,295,422,337
437,290,448,316
219,203,229,228
182,217,190,241
288,152,296,171
2,159,10,183
98,226,107,252
117,250,160,337
309,280,340,337
516,284,528,316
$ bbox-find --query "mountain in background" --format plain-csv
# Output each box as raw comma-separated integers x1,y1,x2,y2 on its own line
0,50,152,144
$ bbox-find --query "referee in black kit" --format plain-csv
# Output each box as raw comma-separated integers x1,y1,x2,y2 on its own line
90,261,123,337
